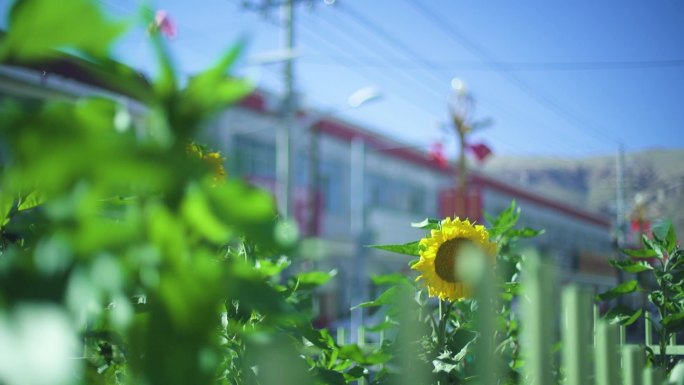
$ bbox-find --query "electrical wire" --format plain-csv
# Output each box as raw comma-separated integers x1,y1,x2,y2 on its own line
405,0,621,146
320,3,600,158
299,55,684,72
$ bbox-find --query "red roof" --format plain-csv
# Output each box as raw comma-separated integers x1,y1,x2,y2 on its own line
243,92,614,229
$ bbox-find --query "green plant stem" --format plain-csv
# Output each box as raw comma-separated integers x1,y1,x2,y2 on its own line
437,300,455,347
655,260,670,370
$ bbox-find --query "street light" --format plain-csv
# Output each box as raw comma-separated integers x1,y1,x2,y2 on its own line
448,78,475,217
447,79,494,218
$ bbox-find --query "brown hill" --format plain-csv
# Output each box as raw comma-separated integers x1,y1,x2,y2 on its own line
478,148,684,238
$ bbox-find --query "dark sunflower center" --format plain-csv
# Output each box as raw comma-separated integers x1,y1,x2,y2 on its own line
434,238,471,282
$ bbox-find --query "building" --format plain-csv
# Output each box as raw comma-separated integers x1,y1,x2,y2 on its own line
0,62,617,330
204,90,617,328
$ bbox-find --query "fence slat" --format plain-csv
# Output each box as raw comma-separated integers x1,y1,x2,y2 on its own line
642,366,665,385
521,253,554,385
622,345,644,385
596,321,620,385
562,285,592,385
645,315,653,346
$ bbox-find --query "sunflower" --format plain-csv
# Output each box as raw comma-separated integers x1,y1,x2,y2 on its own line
411,217,496,301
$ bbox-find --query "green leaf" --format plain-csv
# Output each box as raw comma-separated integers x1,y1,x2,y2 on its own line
603,305,643,326
352,287,400,309
609,259,654,273
502,282,521,295
298,326,334,350
508,227,544,238
1,0,127,61
366,320,398,332
653,219,678,255
181,184,232,244
371,273,410,286
255,258,291,277
596,280,640,301
662,311,684,333
17,190,45,211
487,200,520,237
0,195,13,227
411,218,441,230
622,248,659,259
641,235,664,259
368,240,421,256
295,270,336,287
180,43,252,117
345,366,365,379
315,368,346,385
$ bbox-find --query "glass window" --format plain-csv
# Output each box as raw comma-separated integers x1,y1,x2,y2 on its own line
366,173,427,215
319,160,347,214
233,135,276,179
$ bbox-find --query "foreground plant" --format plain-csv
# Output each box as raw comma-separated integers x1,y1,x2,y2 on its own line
0,1,366,385
599,220,683,372
365,202,543,384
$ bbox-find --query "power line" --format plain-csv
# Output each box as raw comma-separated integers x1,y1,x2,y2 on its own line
327,3,601,158
301,12,571,159
405,0,621,146
299,13,572,161
299,55,684,72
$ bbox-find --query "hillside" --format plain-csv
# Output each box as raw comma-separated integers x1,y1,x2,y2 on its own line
478,148,684,239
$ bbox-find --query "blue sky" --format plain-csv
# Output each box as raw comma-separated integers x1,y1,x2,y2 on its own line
6,0,684,159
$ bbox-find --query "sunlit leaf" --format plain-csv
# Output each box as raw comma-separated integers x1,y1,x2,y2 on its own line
352,286,400,309
622,247,659,259
295,270,336,288
508,227,544,238
609,259,654,273
603,305,643,326
653,219,678,255
17,190,45,212
368,240,421,256
181,184,232,244
0,195,13,226
662,311,684,333
411,218,440,230
366,320,398,332
487,200,520,238
596,280,640,301
371,273,410,286
1,0,127,60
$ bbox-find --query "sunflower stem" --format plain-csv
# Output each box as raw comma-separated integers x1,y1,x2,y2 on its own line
438,299,443,320
437,300,455,347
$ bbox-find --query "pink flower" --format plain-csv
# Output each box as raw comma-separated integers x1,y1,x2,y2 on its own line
154,10,177,38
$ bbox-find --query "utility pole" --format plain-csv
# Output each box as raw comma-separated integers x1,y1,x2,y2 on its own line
616,144,626,248
277,0,296,218
615,144,628,307
243,0,297,218
349,136,366,344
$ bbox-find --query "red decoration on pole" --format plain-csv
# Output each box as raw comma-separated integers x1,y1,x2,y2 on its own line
428,142,449,168
466,142,492,163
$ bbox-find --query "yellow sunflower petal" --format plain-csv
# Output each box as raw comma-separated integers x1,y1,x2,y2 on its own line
411,217,496,301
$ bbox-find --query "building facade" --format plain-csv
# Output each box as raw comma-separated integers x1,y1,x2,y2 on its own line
204,91,617,328
0,63,617,329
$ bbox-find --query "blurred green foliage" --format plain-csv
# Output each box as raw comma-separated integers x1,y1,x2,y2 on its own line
0,1,365,384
